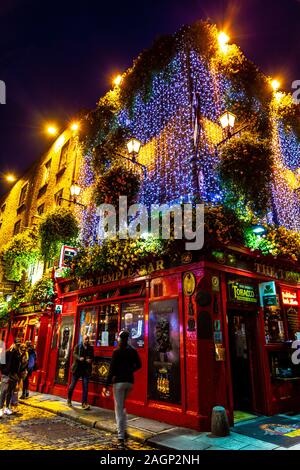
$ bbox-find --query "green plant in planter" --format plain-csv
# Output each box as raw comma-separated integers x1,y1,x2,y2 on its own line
39,208,79,261
30,275,55,308
0,296,9,321
1,228,40,282
8,281,32,311
94,165,141,207
218,131,273,216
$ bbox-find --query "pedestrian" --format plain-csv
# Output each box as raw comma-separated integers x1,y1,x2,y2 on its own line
20,341,37,399
67,334,94,410
0,340,21,418
102,330,142,449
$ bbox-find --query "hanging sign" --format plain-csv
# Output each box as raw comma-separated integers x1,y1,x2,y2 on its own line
59,245,77,268
259,281,278,307
282,289,299,307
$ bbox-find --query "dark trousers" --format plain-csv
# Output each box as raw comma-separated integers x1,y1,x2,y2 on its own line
67,374,89,404
0,375,17,409
23,370,33,394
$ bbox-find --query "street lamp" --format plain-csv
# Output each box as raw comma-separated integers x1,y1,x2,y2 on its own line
126,138,142,162
219,110,236,137
217,111,249,147
59,182,86,207
116,138,146,176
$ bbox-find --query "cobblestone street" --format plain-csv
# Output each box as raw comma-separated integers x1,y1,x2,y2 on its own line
0,404,154,450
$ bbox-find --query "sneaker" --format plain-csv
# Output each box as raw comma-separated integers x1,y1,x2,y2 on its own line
25,391,29,398
20,394,26,399
4,408,13,415
67,399,72,407
82,403,90,410
0,409,3,418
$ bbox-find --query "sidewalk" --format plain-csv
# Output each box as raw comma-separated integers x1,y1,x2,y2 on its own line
19,392,300,450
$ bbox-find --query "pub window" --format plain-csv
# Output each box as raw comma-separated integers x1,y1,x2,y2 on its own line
120,301,145,348
19,184,28,206
42,159,51,186
97,303,119,347
37,203,45,215
264,307,285,343
13,220,21,235
59,141,70,169
79,307,97,347
54,189,63,206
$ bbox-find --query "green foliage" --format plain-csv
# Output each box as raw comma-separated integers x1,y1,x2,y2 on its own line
30,275,55,308
204,204,243,246
219,131,273,215
39,208,79,261
94,165,141,206
1,229,40,282
8,281,32,311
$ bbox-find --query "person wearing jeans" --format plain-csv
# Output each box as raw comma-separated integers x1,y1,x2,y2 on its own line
103,330,141,449
67,335,94,409
0,340,21,418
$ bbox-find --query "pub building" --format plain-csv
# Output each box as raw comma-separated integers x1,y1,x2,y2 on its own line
6,302,53,391
39,245,300,431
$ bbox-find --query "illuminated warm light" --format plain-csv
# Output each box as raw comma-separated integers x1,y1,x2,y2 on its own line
271,79,280,92
113,75,123,86
70,182,81,197
127,138,142,154
219,110,236,129
218,31,229,52
5,174,16,183
47,125,58,135
54,135,65,152
70,122,79,132
274,91,284,102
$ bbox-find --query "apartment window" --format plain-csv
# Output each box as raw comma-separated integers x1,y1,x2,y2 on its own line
42,160,51,186
55,189,63,206
37,203,45,215
13,220,21,235
19,184,28,206
59,141,69,170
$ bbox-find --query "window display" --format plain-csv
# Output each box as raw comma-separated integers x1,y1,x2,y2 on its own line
79,307,97,346
121,301,145,348
269,350,300,380
264,307,285,343
97,303,119,347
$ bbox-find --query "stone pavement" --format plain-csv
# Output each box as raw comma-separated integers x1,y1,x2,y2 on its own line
0,403,153,450
18,392,300,450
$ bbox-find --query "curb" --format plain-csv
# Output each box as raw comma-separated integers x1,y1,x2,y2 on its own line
19,398,158,448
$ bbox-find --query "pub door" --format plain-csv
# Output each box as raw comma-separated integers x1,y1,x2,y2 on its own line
228,308,257,412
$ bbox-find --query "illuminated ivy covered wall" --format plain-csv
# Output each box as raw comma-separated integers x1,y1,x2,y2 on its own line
76,20,300,260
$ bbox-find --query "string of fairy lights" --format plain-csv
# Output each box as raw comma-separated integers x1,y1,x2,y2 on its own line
75,26,300,248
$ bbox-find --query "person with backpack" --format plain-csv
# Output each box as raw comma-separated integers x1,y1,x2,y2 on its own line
102,330,142,449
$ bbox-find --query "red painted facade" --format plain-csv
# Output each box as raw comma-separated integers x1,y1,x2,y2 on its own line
4,249,300,431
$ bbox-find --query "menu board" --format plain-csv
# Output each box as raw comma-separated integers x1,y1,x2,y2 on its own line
90,357,111,384
148,299,181,404
121,302,145,348
286,307,300,339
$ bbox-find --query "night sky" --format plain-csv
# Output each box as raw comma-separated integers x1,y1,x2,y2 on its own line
0,0,300,188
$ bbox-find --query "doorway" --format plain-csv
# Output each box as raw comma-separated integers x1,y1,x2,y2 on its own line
228,308,257,412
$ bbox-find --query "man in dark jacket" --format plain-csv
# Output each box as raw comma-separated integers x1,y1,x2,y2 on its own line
102,330,141,449
0,340,21,418
21,341,37,399
67,335,94,409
